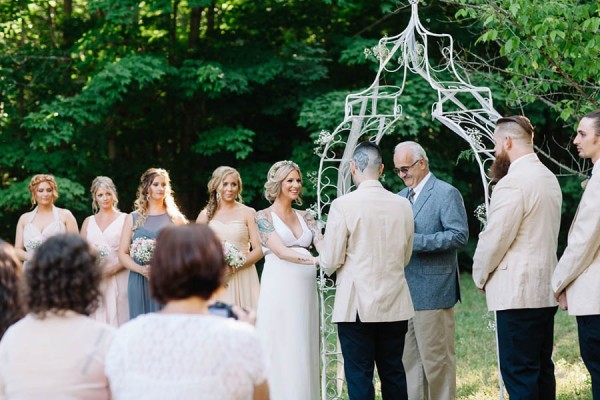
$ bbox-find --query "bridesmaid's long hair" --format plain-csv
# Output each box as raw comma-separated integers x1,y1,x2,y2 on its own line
90,176,120,213
204,166,243,222
133,168,186,230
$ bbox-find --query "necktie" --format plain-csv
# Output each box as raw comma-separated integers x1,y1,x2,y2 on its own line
408,189,415,204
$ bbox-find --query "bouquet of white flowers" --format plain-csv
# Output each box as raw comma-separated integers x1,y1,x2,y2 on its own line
25,239,42,253
95,244,110,264
130,237,156,265
223,241,246,270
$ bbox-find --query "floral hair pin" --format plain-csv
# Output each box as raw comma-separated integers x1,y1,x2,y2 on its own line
269,160,299,180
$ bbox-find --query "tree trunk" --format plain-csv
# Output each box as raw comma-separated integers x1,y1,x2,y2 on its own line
169,0,181,64
188,7,203,49
63,0,72,18
206,2,215,37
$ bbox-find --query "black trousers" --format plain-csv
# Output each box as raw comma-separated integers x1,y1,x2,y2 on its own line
337,315,408,400
577,314,600,399
496,307,557,400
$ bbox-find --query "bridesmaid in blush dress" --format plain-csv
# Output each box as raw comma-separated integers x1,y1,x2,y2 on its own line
196,166,262,309
118,168,187,319
81,177,128,326
14,174,78,269
255,160,323,400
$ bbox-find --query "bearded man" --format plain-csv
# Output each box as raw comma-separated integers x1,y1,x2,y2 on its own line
472,115,562,399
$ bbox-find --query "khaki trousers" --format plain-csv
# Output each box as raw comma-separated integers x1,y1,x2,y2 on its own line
402,308,456,400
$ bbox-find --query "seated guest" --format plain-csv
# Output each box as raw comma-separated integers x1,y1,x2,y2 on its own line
0,240,25,340
105,224,269,400
0,234,114,399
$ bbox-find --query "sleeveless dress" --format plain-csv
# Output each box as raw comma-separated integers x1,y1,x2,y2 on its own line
209,220,260,309
87,213,128,327
128,213,172,319
255,212,320,400
22,206,66,269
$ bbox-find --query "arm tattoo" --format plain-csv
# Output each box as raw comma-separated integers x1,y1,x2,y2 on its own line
303,211,323,243
255,212,275,247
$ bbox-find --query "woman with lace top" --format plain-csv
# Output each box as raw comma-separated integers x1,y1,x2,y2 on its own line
14,174,78,268
254,160,323,400
196,166,262,309
106,224,268,400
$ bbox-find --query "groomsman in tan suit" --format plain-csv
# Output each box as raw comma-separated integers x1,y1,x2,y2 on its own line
472,115,562,400
320,141,415,400
553,110,600,399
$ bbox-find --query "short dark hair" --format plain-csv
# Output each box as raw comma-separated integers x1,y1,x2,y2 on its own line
150,224,226,303
26,234,101,318
0,240,25,339
496,115,535,142
353,141,382,173
583,110,600,136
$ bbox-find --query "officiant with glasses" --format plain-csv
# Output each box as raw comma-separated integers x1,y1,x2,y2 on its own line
393,141,468,400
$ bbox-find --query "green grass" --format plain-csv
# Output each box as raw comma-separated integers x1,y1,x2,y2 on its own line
456,272,592,399
323,273,593,399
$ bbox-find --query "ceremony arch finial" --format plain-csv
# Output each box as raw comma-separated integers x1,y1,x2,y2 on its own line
316,1,503,398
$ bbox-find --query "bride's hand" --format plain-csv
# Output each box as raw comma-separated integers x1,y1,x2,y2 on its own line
312,256,319,269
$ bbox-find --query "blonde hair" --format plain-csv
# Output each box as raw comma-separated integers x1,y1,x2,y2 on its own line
28,174,58,208
264,160,303,205
204,167,243,222
133,168,187,230
90,176,119,213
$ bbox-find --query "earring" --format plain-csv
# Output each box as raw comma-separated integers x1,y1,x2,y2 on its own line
216,192,221,201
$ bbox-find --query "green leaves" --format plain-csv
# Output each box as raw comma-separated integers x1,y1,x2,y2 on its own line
192,125,255,160
454,0,600,123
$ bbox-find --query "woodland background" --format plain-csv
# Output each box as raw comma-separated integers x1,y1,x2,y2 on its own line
1,0,599,265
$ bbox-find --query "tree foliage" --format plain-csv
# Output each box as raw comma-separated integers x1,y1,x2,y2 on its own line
451,0,599,122
0,0,594,257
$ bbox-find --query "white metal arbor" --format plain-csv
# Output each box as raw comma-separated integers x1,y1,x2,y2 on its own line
315,0,504,398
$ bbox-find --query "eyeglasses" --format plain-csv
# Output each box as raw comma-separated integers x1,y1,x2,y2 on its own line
393,159,420,175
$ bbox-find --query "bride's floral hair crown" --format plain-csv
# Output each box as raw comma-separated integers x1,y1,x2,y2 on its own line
264,160,303,204
268,160,299,180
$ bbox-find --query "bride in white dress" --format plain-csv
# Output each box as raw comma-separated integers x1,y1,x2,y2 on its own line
255,160,323,400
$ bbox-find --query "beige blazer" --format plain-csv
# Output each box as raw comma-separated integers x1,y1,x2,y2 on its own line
319,180,415,323
472,153,562,311
553,162,600,316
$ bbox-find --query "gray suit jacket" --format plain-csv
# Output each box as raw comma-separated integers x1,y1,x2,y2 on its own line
398,174,468,310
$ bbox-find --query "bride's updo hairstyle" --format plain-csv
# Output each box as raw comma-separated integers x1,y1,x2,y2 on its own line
263,160,303,205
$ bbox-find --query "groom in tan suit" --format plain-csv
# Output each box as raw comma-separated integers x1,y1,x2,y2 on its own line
472,116,562,399
553,110,600,399
320,141,415,400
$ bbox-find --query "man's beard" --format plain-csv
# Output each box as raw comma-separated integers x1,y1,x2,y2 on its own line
489,150,511,182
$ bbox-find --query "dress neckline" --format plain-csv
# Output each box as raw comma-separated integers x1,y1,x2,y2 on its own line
271,211,307,241
210,219,245,225
27,206,61,235
92,212,124,233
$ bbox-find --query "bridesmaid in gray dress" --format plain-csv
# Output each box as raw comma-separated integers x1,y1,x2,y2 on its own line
118,168,187,319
